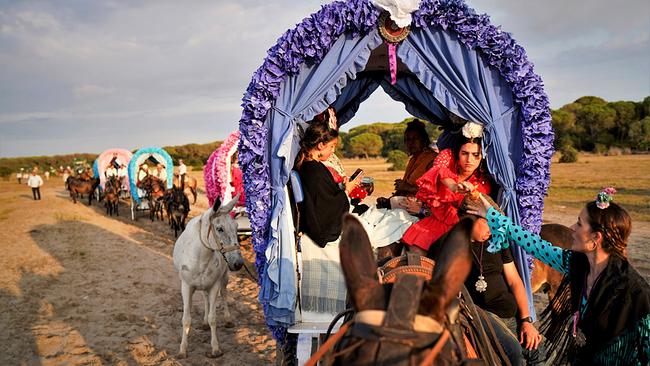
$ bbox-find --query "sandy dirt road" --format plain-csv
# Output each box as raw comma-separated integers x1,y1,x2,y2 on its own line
0,179,274,366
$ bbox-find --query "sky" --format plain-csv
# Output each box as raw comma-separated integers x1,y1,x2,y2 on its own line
0,0,648,157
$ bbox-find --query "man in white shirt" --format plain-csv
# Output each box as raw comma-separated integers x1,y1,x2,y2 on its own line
154,164,167,183
27,170,44,200
117,164,128,190
178,159,187,178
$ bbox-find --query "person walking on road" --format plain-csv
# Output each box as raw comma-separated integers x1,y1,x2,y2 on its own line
27,170,43,200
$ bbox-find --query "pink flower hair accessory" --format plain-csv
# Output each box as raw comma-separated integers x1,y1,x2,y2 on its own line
596,186,616,209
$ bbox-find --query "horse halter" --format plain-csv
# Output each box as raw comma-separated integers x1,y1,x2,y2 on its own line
204,218,240,264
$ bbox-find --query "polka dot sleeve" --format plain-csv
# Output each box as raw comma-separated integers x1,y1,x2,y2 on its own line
486,207,569,275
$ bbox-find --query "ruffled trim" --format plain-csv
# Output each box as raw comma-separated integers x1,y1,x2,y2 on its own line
127,147,173,204
204,131,241,207
593,314,650,366
486,207,512,253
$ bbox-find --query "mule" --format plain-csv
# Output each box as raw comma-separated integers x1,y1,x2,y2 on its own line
531,223,573,300
326,214,477,365
139,175,166,221
173,174,198,204
104,176,120,216
66,176,99,205
172,195,244,358
165,185,190,237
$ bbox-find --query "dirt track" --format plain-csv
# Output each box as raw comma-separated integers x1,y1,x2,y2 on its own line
0,179,274,366
2,175,649,366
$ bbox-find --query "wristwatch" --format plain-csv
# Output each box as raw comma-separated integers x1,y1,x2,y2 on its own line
519,316,533,324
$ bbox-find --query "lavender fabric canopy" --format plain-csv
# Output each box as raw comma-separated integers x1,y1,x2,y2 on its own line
238,0,553,340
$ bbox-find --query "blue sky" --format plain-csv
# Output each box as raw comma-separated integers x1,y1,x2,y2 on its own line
0,0,648,157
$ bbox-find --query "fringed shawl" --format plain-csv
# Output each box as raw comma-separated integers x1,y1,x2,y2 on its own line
540,253,650,365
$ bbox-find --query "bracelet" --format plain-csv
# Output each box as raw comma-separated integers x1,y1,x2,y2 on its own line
519,316,533,324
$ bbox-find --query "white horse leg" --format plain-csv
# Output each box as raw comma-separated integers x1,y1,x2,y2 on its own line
207,284,224,358
220,275,234,328
202,290,210,328
178,281,194,358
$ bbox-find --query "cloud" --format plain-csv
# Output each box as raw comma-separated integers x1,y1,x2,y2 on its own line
0,0,648,156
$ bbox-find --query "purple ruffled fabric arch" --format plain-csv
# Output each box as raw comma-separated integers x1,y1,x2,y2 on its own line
238,0,553,340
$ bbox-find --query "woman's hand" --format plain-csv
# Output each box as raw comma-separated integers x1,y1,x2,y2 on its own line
456,181,475,194
402,197,422,215
464,194,492,218
519,322,542,350
345,172,364,194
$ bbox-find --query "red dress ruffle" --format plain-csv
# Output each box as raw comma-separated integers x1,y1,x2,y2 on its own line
402,149,491,251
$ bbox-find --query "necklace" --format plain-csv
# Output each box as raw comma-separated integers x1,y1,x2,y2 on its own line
471,242,488,293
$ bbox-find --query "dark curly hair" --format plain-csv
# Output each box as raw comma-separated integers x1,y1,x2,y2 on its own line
294,117,339,169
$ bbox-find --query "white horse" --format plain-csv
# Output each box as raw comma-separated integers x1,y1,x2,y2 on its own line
172,194,244,358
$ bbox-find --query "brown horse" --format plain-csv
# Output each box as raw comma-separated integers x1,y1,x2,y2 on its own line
104,176,120,216
531,223,573,301
173,174,197,204
66,176,99,205
139,175,166,221
323,214,480,365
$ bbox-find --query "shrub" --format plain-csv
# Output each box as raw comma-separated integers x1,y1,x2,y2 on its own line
387,150,409,171
593,143,608,155
606,147,623,156
559,146,578,163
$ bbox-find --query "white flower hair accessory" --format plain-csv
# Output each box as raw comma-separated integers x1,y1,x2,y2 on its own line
461,121,483,139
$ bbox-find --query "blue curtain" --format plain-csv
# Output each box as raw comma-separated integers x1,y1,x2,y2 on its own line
397,26,533,317
260,29,383,326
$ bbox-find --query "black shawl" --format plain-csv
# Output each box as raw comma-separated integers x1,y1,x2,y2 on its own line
540,252,650,365
297,160,349,247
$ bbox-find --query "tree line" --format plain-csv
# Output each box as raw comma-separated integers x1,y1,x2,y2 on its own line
0,141,222,178
552,96,650,162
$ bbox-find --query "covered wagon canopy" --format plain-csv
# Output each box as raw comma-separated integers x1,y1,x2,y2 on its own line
204,130,240,207
238,0,553,338
96,148,133,189
127,147,174,204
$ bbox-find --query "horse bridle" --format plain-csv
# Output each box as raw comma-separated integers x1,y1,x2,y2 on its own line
203,219,240,265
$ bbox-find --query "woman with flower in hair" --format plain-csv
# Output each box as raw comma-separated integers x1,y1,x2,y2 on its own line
466,188,650,365
401,121,492,255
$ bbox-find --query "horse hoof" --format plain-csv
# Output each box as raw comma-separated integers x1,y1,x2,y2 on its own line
207,350,224,358
177,351,187,359
224,321,235,328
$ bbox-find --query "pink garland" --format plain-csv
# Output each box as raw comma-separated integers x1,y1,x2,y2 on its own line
204,130,240,206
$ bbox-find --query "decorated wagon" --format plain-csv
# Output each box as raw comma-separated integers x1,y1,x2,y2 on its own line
237,0,553,363
128,147,174,221
204,130,251,235
95,148,133,200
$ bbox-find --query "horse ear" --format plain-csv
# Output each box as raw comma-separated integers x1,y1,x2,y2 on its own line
419,216,474,320
212,197,221,212
217,193,239,215
339,214,385,311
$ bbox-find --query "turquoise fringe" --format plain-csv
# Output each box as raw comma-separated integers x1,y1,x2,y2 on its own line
593,314,650,365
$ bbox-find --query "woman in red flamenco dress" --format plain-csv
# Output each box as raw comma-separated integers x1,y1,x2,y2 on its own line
402,135,492,255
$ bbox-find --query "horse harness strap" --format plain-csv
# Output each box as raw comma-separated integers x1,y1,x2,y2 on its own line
304,321,351,366
354,310,443,334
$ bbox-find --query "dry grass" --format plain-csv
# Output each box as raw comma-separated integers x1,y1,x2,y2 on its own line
545,153,650,221
341,154,650,222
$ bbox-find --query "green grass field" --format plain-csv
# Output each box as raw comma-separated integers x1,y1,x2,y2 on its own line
342,153,650,223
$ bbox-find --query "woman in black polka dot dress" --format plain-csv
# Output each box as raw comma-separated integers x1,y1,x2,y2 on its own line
466,189,650,365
